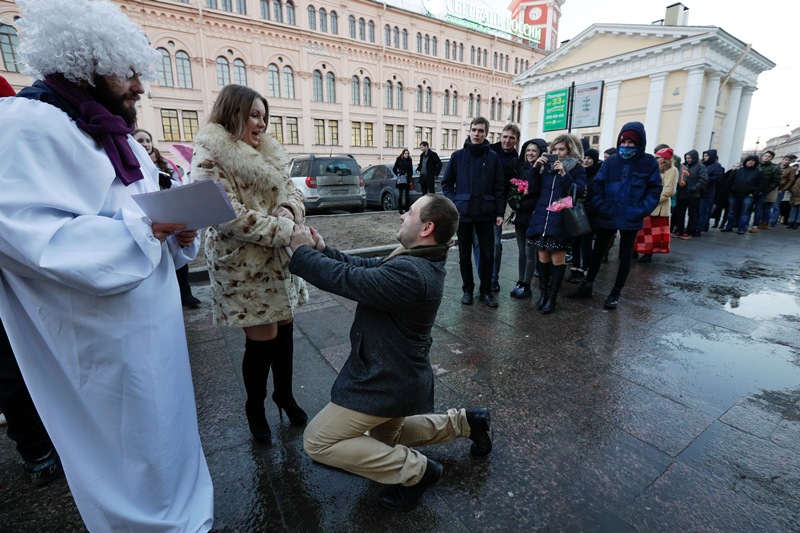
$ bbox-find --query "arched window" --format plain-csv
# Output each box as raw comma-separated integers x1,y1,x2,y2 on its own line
215,56,230,89
351,76,360,105
458,43,463,62
283,66,295,99
490,97,496,120
393,27,400,48
468,93,474,117
416,33,422,53
477,47,481,65
319,8,327,32
385,81,393,109
260,0,270,19
443,90,450,116
348,15,356,38
483,49,488,66
272,0,283,22
396,82,403,110
307,5,316,30
416,86,423,113
517,100,522,122
451,40,457,60
514,57,519,74
368,21,375,43
505,54,509,71
476,94,482,117
432,37,438,56
498,98,503,120
330,11,338,34
424,35,430,55
510,101,516,123
268,64,280,97
363,77,371,106
425,87,432,113
175,51,193,89
312,70,323,101
385,24,391,45
451,90,458,115
445,40,450,59
358,18,365,40
326,71,336,103
402,29,408,50
233,58,247,86
470,46,475,64
156,48,174,87
525,60,529,71
286,1,295,24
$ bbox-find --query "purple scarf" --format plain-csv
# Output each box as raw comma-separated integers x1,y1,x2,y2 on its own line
43,74,142,186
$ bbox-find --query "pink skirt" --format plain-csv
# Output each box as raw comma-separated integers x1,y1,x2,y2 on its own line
634,215,670,254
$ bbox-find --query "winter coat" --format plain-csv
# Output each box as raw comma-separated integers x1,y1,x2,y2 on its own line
677,151,708,200
526,155,587,239
442,138,505,222
491,141,520,200
393,156,413,186
757,161,782,200
592,121,662,231
652,166,678,217
192,123,308,327
791,174,800,206
289,243,450,418
728,159,761,197
778,165,797,193
702,149,725,199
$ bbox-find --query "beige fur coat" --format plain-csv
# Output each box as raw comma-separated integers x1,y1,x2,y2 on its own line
191,123,308,327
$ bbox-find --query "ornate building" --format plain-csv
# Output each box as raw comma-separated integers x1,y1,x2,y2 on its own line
0,0,548,167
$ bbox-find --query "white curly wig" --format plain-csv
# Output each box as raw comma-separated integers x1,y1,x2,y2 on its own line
16,0,160,84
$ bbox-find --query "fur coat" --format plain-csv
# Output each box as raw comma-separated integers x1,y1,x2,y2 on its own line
192,123,308,327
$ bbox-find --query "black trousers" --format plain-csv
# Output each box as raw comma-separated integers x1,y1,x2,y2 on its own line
673,198,700,234
457,220,494,295
419,174,435,195
586,228,638,295
0,319,53,463
397,185,411,212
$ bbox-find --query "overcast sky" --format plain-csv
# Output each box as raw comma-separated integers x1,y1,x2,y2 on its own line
402,0,799,152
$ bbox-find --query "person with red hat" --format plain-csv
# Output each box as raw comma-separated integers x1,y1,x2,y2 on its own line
633,147,679,262
567,121,662,309
0,75,15,98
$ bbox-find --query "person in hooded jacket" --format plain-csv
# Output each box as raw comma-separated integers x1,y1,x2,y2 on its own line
672,150,708,238
526,133,586,314
567,148,602,284
509,138,546,299
634,147,678,263
700,150,725,232
567,122,661,309
721,155,761,234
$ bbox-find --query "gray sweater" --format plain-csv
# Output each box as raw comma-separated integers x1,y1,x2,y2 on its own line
289,243,449,417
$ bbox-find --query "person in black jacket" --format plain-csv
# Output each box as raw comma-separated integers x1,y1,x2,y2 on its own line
567,148,602,284
416,141,442,195
700,150,725,232
509,138,546,299
721,155,760,234
392,148,414,214
673,150,707,238
289,195,492,513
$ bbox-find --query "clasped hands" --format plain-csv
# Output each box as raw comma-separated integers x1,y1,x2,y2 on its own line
290,224,325,252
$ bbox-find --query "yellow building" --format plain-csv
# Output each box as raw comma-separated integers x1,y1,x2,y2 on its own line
514,3,775,168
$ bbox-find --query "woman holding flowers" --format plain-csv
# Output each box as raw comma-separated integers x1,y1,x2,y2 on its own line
509,138,547,299
526,134,586,314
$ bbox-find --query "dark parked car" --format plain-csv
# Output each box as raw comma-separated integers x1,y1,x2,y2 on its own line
363,158,448,211
288,154,366,212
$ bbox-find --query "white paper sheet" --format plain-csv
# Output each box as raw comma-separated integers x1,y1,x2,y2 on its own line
132,180,236,231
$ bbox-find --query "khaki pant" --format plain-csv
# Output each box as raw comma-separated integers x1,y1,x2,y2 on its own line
303,403,471,486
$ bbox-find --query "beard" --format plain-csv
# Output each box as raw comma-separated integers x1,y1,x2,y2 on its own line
87,77,138,124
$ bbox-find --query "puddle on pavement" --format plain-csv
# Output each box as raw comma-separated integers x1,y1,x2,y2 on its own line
722,291,800,320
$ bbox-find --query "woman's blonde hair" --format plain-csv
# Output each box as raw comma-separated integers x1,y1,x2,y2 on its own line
551,134,584,159
208,84,269,142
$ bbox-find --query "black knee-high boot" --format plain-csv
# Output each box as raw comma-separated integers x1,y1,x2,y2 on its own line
536,261,551,310
542,264,566,314
242,337,275,442
271,323,307,426
176,265,200,308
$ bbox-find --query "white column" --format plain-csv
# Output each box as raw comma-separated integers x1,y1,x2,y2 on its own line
536,95,546,138
718,82,743,168
674,67,706,157
521,97,533,141
644,73,668,144
598,81,621,150
695,73,721,152
729,87,755,167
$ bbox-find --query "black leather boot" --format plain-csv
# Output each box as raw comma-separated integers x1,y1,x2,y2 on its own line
377,458,443,512
541,264,566,314
242,338,274,442
466,408,493,457
535,262,551,310
271,323,308,426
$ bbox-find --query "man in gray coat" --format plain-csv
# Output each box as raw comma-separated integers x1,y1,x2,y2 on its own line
288,194,493,512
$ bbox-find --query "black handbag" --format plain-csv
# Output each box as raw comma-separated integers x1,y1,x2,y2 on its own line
562,184,592,237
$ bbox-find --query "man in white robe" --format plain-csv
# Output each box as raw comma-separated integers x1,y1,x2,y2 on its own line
0,0,214,530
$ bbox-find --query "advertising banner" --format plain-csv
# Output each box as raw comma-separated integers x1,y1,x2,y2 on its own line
543,88,569,132
571,81,604,129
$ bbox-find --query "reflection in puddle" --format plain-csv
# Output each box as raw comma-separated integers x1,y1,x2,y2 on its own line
723,291,800,319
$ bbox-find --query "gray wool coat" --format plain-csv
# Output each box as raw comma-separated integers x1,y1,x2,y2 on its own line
289,243,450,418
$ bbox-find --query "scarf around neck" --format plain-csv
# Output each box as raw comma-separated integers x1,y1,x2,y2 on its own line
42,74,142,186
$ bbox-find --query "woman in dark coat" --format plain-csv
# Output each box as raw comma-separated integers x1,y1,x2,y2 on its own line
567,148,602,284
526,134,586,314
509,138,546,299
393,148,414,214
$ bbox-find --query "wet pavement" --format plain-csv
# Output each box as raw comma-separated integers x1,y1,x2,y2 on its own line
1,225,799,532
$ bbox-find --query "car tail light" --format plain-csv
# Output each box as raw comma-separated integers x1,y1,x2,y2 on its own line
305,176,317,189
359,176,364,187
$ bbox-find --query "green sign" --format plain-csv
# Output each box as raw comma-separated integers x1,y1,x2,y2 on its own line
543,88,569,132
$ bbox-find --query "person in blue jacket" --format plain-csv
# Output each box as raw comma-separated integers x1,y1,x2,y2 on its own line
567,122,662,309
700,150,725,232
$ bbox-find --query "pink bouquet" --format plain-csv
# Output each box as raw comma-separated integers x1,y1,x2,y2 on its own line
546,195,573,212
508,178,529,203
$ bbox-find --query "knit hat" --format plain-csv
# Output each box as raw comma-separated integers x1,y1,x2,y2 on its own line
0,76,15,97
584,148,600,164
656,147,674,160
619,129,643,146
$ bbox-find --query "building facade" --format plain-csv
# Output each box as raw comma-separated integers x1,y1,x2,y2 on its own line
0,0,548,168
514,4,775,169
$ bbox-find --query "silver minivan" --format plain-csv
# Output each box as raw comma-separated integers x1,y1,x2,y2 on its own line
288,155,366,212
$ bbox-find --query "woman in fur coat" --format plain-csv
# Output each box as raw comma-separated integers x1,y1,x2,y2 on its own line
192,85,309,442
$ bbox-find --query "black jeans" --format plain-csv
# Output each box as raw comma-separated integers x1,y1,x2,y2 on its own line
673,197,700,234
419,174,435,195
586,228,638,295
397,185,410,212
457,220,494,295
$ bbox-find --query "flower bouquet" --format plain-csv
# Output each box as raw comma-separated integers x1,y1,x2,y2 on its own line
546,195,573,212
506,178,529,223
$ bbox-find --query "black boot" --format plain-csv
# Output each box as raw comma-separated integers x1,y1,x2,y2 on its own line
176,265,200,308
466,408,493,457
242,337,274,442
567,279,593,298
377,458,443,512
271,323,308,426
541,264,566,314
535,262,551,310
